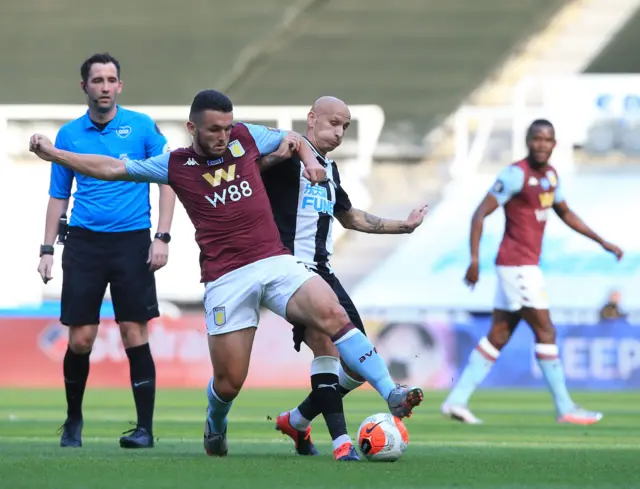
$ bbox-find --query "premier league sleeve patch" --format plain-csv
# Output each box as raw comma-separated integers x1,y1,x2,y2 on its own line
492,180,504,193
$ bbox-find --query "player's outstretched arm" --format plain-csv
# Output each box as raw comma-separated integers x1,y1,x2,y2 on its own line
553,201,623,260
335,204,428,234
30,133,169,184
30,133,132,181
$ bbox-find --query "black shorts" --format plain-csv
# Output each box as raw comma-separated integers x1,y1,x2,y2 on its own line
60,227,159,326
292,269,366,352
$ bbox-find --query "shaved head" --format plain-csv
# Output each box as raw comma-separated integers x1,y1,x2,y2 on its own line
307,96,351,155
311,96,349,115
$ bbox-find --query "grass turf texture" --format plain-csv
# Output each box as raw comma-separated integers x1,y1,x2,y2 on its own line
0,389,638,488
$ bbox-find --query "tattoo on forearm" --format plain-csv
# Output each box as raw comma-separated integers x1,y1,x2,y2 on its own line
362,211,411,233
364,212,384,232
261,155,277,165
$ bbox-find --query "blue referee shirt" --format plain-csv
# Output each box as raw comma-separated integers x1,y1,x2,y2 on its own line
49,106,169,233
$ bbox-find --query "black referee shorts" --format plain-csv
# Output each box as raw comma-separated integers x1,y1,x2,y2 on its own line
292,269,366,352
60,227,159,327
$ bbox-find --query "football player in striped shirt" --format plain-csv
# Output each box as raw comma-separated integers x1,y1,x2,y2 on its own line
260,96,428,460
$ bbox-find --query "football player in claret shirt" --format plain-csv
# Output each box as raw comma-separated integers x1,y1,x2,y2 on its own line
29,89,424,457
442,119,623,425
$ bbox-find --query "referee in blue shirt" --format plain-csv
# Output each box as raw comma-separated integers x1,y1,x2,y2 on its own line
37,53,176,449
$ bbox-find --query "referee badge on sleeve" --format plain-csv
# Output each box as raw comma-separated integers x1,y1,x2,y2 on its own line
212,307,226,326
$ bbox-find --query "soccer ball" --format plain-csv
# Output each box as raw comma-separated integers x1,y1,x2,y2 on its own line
357,413,409,462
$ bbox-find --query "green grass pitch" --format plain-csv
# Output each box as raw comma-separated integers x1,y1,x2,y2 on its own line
0,388,638,488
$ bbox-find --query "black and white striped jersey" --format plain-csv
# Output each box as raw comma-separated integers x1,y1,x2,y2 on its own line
262,139,353,274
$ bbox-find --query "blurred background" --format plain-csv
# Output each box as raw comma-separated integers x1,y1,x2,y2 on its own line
1,0,639,392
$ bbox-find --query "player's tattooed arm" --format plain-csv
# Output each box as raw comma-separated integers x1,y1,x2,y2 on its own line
256,133,302,172
335,206,427,234
257,153,285,171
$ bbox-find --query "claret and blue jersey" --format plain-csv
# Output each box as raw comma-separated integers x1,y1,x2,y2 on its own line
125,123,285,184
490,164,565,207
490,160,565,266
126,122,288,283
49,106,169,233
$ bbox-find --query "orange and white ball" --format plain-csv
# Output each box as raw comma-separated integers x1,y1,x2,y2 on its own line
357,413,408,461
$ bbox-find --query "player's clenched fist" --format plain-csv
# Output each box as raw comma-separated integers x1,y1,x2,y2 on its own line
302,160,326,184
29,133,56,161
274,135,299,161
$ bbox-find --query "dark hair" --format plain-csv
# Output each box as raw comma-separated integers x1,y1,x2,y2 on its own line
527,118,554,139
189,90,233,121
81,53,121,83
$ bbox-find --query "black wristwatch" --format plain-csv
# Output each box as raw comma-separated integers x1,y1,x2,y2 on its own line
154,232,171,244
40,244,55,257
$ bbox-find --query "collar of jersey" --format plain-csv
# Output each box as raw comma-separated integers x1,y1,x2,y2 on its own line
81,104,124,132
303,137,333,167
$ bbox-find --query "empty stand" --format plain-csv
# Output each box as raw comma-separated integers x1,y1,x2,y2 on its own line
227,0,568,140
3,0,567,138
0,0,297,105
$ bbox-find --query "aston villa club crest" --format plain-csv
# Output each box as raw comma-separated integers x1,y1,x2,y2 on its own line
213,307,226,326
228,140,245,158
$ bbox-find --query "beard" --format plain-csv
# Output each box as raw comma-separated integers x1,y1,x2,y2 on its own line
194,131,226,158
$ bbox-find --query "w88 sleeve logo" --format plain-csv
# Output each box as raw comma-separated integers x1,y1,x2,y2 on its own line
202,164,253,207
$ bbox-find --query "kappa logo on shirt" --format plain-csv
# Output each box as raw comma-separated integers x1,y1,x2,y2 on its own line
228,140,245,158
184,158,199,166
116,126,132,138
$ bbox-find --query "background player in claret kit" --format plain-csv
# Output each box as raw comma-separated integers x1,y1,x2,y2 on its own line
28,89,424,458
441,119,623,425
259,96,428,461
